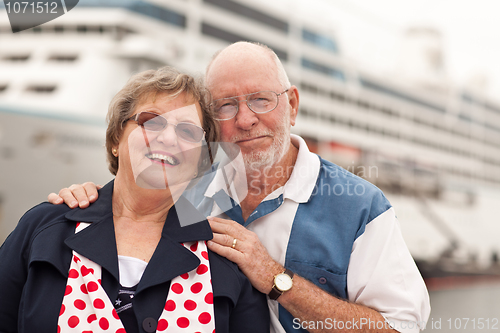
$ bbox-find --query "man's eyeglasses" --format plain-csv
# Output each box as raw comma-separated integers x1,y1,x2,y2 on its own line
124,111,205,143
212,89,289,121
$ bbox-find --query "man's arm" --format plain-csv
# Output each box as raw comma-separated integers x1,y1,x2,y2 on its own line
47,182,101,208
207,216,402,333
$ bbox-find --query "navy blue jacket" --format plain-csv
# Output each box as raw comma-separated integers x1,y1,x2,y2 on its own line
0,181,269,333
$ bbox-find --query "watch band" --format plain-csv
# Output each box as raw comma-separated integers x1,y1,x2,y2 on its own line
268,269,294,300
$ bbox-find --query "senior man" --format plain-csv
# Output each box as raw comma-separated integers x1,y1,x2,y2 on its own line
49,42,430,333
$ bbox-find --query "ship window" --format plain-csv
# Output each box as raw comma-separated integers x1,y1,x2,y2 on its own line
90,25,104,33
303,108,317,119
88,25,103,33
26,85,57,93
462,92,481,106
115,26,137,40
300,82,318,94
302,28,339,53
380,108,393,116
3,54,30,61
357,99,369,109
203,0,288,33
48,55,78,62
201,22,288,61
330,91,345,102
128,2,186,28
459,113,472,122
301,58,345,82
485,102,500,114
485,123,500,133
54,25,64,33
360,77,445,113
75,24,110,34
77,1,186,28
201,23,244,44
0,84,7,92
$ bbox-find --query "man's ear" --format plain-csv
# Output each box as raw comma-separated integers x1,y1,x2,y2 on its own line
287,85,299,126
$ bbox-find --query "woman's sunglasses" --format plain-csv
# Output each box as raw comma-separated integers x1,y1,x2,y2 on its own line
124,111,205,143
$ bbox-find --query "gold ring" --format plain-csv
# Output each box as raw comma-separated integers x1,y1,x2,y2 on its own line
231,238,237,249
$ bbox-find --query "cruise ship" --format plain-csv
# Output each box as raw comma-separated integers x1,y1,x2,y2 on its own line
1,0,499,276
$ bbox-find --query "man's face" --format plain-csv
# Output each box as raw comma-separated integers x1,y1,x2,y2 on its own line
206,48,297,170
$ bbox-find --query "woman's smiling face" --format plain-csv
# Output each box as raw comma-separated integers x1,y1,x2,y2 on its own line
117,92,205,191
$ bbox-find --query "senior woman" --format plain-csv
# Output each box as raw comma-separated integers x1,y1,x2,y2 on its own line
0,67,269,333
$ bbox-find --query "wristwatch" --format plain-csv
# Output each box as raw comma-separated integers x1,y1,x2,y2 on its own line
268,269,294,300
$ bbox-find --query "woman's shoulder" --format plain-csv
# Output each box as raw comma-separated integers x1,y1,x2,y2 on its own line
0,202,75,267
12,202,74,241
208,250,244,280
208,250,270,332
21,201,73,226
208,250,248,299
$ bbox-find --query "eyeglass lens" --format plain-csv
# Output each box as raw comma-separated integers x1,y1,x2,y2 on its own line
214,91,279,120
134,112,204,143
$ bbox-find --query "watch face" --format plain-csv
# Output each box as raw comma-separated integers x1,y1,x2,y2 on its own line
275,273,293,292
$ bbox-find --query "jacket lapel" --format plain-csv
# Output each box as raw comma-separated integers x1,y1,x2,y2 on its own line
64,215,119,281
64,181,120,281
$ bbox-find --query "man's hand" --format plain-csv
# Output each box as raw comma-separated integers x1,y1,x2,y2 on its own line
207,216,283,294
47,182,101,208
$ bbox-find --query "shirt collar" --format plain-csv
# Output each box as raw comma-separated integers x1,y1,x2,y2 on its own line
281,134,320,203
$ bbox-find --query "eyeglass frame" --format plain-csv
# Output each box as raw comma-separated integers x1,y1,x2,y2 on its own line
211,89,289,121
123,111,206,143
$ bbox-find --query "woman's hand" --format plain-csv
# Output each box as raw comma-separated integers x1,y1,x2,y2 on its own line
47,182,101,208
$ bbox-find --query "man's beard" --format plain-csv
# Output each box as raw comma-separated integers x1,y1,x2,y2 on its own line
242,132,288,171
230,106,292,172
230,120,290,173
